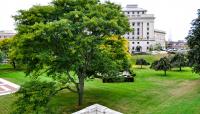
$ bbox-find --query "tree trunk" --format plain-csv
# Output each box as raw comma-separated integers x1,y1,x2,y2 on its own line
179,65,182,71
78,77,84,106
164,70,166,76
12,61,16,69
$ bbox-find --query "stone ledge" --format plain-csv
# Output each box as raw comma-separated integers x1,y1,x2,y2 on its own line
72,104,123,114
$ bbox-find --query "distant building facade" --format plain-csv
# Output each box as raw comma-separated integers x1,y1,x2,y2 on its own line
123,4,166,53
167,40,187,49
0,30,15,40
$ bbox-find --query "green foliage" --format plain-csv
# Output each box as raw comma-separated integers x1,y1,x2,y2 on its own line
170,53,188,71
0,50,3,63
0,38,12,63
136,58,150,68
186,9,200,74
12,80,57,114
149,45,154,51
13,0,131,106
0,38,19,68
153,43,162,51
0,38,12,54
150,57,171,76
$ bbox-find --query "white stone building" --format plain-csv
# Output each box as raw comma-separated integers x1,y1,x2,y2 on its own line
123,4,166,53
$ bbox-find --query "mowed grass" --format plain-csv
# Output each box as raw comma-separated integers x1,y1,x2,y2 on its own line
0,64,200,114
131,53,169,64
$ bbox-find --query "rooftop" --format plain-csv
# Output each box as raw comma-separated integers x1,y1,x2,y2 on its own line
123,4,147,12
154,29,166,34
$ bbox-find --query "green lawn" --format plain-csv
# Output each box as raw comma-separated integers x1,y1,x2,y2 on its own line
0,64,200,114
131,53,169,64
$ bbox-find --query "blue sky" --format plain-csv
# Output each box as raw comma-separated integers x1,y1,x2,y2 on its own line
0,0,199,41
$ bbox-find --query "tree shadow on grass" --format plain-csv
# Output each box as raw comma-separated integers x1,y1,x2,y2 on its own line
49,87,139,114
170,69,188,72
50,85,161,114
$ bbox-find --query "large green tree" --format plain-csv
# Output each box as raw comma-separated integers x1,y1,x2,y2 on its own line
13,0,131,107
186,9,200,73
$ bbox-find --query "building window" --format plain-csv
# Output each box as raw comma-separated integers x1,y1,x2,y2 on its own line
132,36,134,39
132,42,134,44
147,32,149,35
127,32,129,35
147,47,149,50
137,12,139,14
137,37,139,39
147,42,149,44
132,31,134,35
147,22,149,26
137,22,140,26
132,22,135,26
142,11,145,14
147,27,149,31
147,36,149,39
127,12,129,14
127,37,129,39
137,28,140,35
137,42,140,44
132,47,134,50
4,36,6,38
132,11,134,14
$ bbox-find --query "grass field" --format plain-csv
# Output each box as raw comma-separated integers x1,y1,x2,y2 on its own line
131,53,169,64
0,63,200,114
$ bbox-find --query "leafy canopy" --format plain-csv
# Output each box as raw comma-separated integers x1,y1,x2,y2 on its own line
186,9,200,73
0,50,3,63
12,81,57,114
136,58,149,69
12,0,131,108
170,53,188,71
150,57,171,76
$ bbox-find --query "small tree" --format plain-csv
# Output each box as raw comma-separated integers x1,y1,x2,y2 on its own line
170,53,188,71
136,58,149,69
150,57,171,76
0,38,17,68
149,45,154,51
0,50,3,63
154,43,162,51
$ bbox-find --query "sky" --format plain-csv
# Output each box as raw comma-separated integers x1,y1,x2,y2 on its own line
0,0,199,41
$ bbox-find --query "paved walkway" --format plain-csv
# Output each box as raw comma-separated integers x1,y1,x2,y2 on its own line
0,78,20,96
